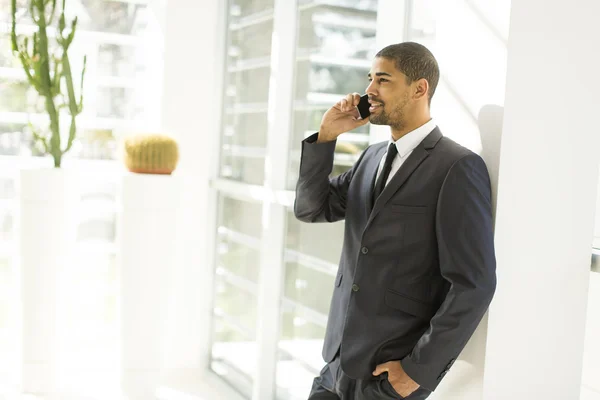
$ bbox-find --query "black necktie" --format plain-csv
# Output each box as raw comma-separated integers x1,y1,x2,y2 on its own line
373,142,398,202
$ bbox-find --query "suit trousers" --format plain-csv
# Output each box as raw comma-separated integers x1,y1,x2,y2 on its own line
307,352,431,400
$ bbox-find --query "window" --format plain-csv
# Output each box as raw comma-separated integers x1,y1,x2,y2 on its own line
211,1,382,398
209,0,276,396
219,0,275,186
277,2,379,398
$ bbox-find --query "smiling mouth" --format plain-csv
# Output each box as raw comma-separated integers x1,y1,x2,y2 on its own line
369,103,383,112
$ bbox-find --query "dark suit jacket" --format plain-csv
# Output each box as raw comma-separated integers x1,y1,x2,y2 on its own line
294,127,496,391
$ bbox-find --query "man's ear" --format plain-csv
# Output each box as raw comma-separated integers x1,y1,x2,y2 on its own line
413,78,429,101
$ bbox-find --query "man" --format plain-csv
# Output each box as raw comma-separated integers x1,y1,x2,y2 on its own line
294,42,496,400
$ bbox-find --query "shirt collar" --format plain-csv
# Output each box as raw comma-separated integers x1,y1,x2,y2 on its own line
388,119,437,158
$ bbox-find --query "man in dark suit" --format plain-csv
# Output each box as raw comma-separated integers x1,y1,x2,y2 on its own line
295,42,496,400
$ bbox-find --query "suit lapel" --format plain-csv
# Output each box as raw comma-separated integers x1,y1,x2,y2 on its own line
367,127,443,224
363,143,387,216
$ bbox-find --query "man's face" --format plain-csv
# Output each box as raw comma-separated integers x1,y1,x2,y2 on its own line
365,57,412,130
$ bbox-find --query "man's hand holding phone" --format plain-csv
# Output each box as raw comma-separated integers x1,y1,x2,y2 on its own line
317,93,370,143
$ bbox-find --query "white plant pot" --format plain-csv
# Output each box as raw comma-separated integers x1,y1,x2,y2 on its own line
19,168,77,394
117,173,180,399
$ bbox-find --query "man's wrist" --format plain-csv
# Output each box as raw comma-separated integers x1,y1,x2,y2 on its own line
316,130,336,143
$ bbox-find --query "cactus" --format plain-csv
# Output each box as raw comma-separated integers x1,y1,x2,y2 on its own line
123,134,179,175
11,0,86,167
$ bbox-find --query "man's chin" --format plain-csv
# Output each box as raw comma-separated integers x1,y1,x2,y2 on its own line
369,117,387,125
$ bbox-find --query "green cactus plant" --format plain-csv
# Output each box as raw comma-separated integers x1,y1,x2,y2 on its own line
11,0,86,167
123,134,179,175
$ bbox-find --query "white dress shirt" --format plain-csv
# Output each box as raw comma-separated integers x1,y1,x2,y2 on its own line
375,119,438,187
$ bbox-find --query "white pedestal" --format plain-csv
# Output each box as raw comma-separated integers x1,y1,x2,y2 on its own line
117,173,180,400
19,168,77,395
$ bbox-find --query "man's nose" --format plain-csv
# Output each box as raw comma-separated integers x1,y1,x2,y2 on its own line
365,81,377,96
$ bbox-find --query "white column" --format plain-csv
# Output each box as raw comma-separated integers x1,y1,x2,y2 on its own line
159,0,224,377
118,174,180,399
19,168,77,394
483,1,600,399
252,1,297,399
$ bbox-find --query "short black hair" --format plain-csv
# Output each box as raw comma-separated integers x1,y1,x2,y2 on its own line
375,42,440,105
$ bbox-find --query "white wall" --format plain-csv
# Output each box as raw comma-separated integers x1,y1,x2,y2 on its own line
483,0,600,399
160,0,224,373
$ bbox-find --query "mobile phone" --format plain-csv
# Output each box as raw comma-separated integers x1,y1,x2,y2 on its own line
356,94,370,119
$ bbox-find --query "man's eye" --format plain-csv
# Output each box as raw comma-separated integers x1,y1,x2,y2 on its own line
379,78,388,83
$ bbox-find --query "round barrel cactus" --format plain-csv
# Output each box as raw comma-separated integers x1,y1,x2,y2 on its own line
123,134,179,175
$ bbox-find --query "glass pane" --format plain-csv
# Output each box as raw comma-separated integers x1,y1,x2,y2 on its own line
282,260,335,317
230,22,274,60
211,277,258,398
220,0,275,185
97,44,136,78
210,194,262,396
0,35,21,68
0,124,27,156
298,0,378,11
220,154,265,185
213,276,258,335
227,69,271,104
0,79,44,113
285,210,344,265
231,0,275,17
217,240,261,285
286,2,379,190
78,0,149,35
276,313,326,400
211,316,256,399
97,87,131,119
218,195,263,239
276,204,347,395
223,113,268,148
295,63,372,98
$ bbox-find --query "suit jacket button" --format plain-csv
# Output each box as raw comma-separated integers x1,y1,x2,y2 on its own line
361,247,368,254
352,284,360,292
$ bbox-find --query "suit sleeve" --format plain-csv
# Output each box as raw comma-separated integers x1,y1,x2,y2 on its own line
294,133,367,223
400,153,497,391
